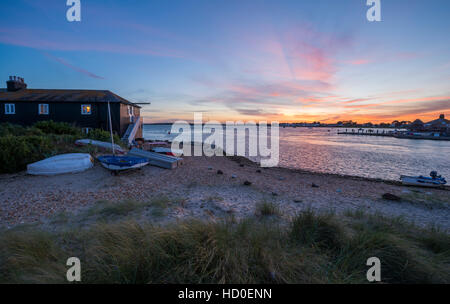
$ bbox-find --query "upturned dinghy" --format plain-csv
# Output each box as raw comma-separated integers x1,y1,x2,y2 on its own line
75,139,125,154
97,102,148,174
400,171,447,188
27,153,94,176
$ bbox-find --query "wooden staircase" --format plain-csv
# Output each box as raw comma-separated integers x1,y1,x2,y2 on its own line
122,116,142,146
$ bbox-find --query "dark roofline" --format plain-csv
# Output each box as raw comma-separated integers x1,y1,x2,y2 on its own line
0,88,142,108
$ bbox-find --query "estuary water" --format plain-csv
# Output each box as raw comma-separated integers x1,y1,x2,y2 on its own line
143,124,450,181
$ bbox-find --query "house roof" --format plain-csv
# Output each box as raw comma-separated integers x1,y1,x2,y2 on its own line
0,89,141,107
425,116,449,128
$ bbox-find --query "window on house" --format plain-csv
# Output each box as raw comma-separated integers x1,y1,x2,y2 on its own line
39,104,49,115
128,106,134,122
5,104,15,114
81,104,92,115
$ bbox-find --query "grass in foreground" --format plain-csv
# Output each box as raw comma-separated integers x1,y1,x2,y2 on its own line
86,197,171,220
255,201,281,217
0,208,448,284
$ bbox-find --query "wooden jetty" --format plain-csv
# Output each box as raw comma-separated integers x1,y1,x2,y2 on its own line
337,130,450,141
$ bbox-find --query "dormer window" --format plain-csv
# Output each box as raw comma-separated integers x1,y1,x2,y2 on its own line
81,104,92,115
39,104,49,115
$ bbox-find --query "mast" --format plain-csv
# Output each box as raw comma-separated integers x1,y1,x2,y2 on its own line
107,101,116,155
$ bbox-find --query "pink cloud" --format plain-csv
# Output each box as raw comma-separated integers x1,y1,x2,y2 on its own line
243,24,354,85
346,59,371,65
341,98,373,104
339,96,450,118
292,44,335,81
298,95,339,104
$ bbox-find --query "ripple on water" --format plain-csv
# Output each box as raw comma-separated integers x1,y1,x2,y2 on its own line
144,125,450,181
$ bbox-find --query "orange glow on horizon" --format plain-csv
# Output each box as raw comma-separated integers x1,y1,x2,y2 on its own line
141,94,450,124
143,110,450,124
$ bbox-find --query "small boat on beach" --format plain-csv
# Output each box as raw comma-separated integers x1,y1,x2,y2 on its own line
97,101,149,174
152,147,183,156
75,139,125,154
145,141,168,146
128,147,183,169
400,171,447,188
27,153,94,176
97,155,149,172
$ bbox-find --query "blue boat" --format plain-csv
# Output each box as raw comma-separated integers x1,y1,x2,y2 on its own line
98,155,149,172
97,102,149,174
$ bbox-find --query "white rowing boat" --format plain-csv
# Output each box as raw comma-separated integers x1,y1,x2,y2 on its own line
75,139,125,154
27,153,94,176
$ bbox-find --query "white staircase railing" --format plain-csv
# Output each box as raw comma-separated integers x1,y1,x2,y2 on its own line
122,116,142,146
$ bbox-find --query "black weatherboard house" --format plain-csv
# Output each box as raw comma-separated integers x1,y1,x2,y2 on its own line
0,76,143,144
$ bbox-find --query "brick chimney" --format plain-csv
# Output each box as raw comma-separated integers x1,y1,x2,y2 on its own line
439,114,445,119
6,76,27,92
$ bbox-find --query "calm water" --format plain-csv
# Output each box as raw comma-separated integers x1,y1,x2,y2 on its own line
143,124,450,181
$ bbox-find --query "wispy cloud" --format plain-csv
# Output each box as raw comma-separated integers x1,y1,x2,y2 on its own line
41,51,104,79
326,97,450,123
235,108,272,116
345,59,371,65
0,27,184,58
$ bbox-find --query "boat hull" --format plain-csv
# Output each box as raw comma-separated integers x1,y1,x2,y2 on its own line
400,175,446,188
75,139,125,154
128,147,183,169
99,161,148,171
152,147,183,157
27,153,94,176
97,155,149,172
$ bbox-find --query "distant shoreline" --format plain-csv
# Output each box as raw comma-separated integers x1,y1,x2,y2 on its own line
143,123,402,129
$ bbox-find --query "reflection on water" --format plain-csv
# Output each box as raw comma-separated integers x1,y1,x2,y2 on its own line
143,125,450,181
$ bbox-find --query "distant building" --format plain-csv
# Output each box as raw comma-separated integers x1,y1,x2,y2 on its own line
407,114,449,135
407,119,425,131
0,76,144,144
424,114,449,132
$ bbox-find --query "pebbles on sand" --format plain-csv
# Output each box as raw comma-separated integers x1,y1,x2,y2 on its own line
0,155,449,231
382,193,401,201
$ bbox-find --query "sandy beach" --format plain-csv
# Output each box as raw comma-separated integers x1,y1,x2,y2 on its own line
1,155,449,230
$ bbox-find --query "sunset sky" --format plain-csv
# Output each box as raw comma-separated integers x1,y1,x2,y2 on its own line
1,0,449,123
